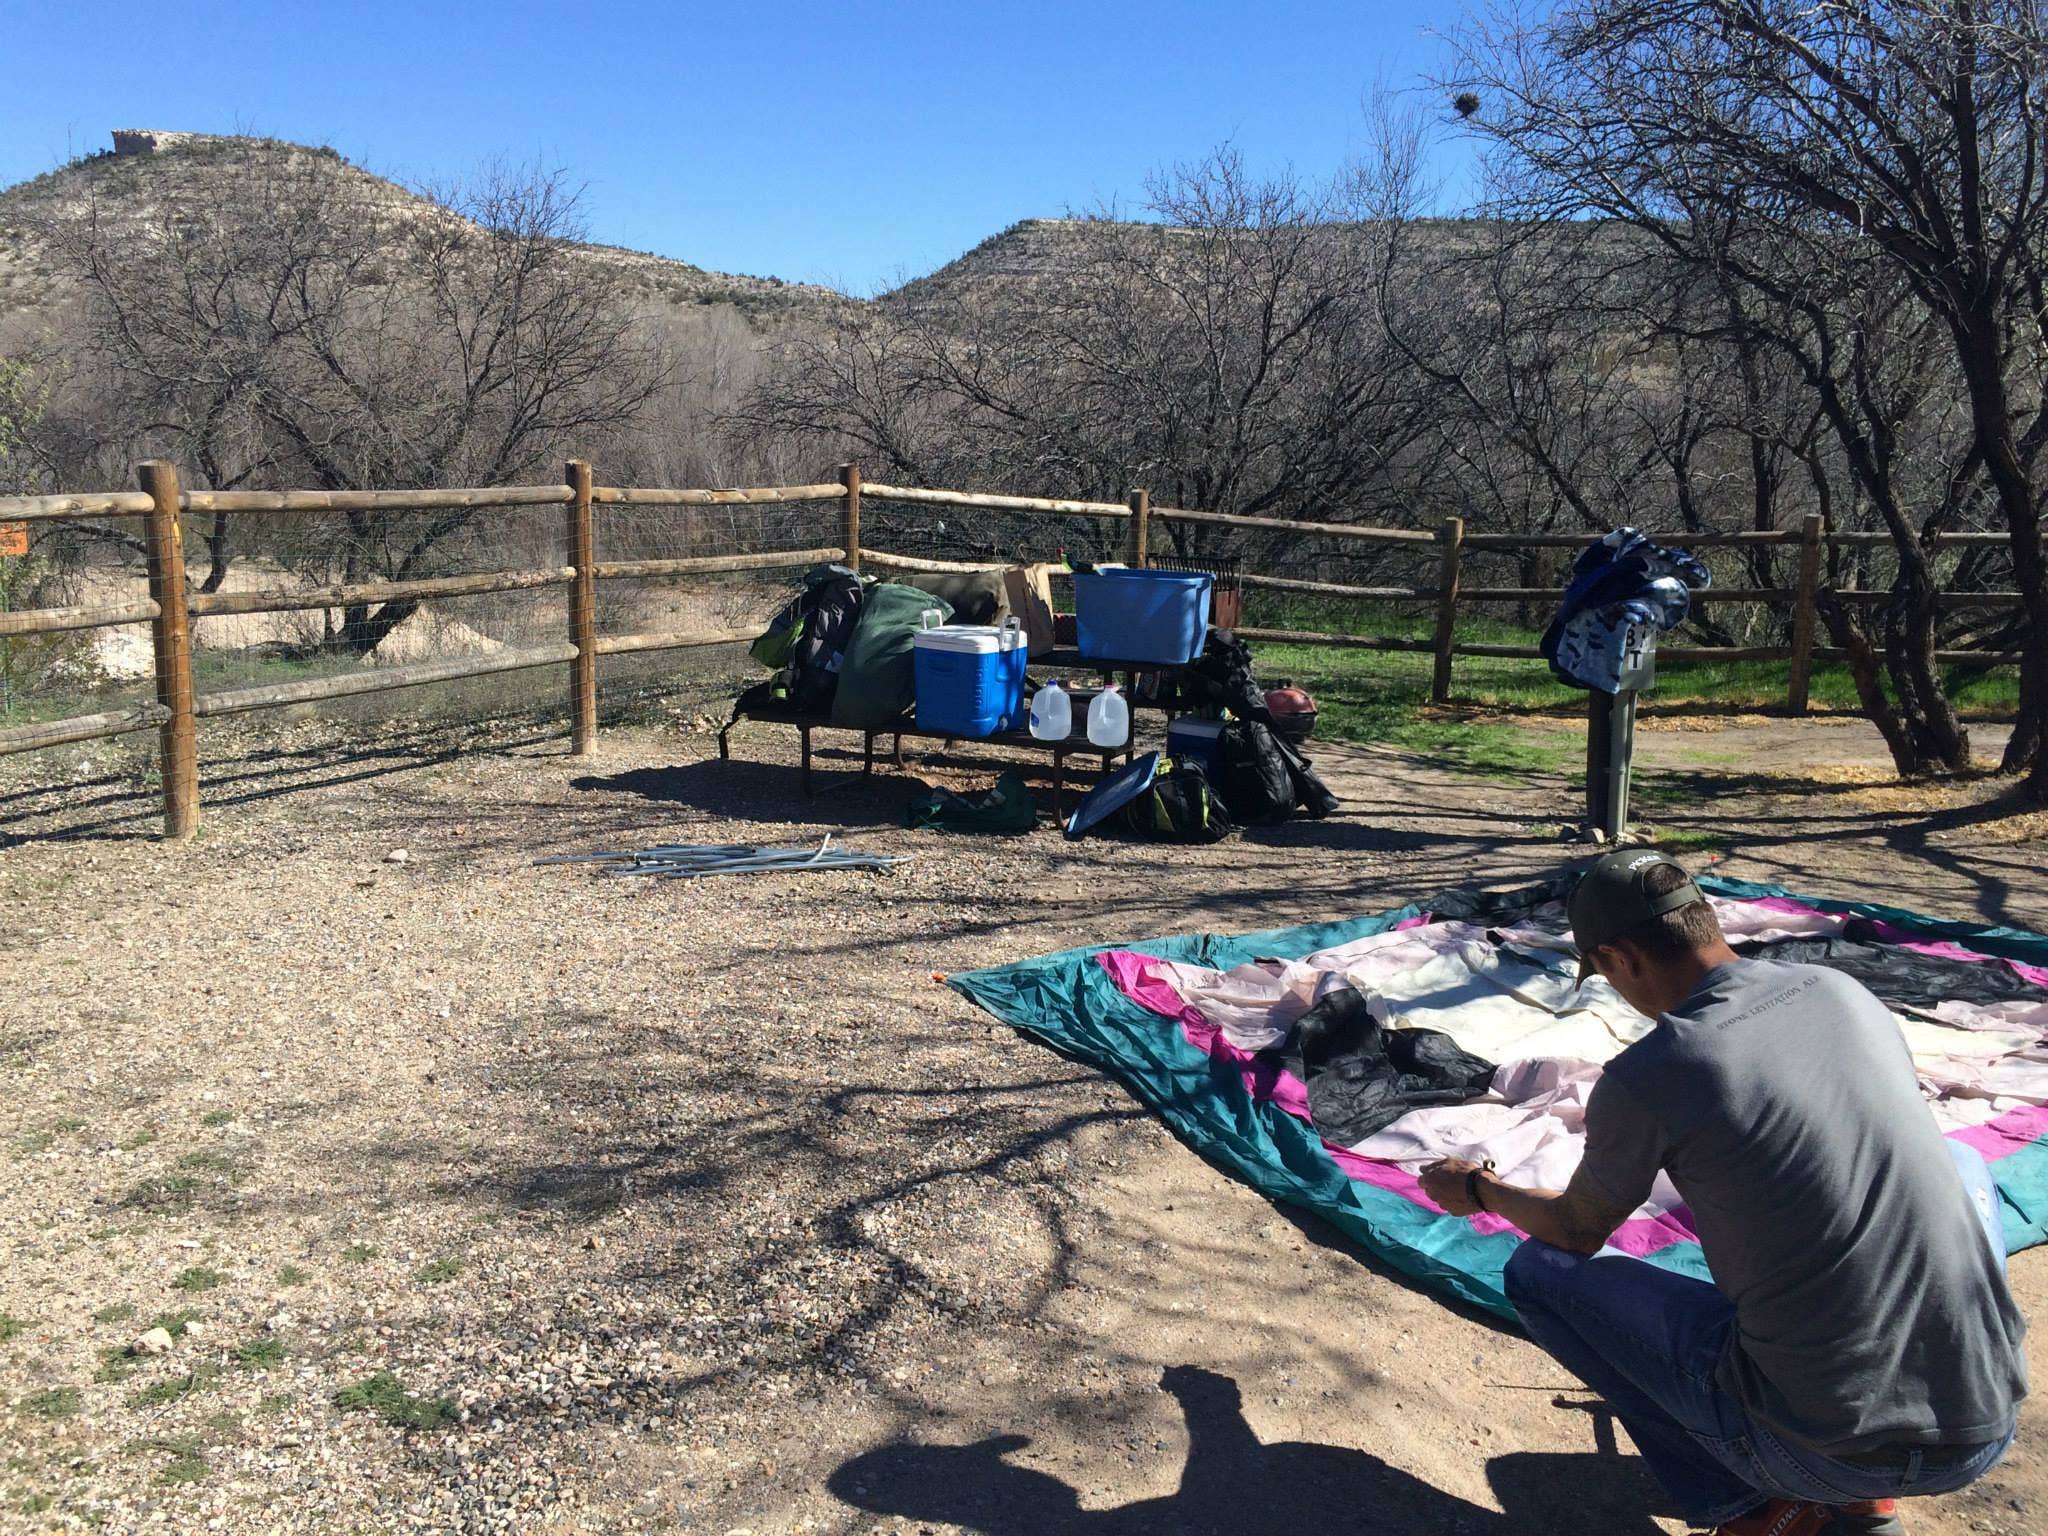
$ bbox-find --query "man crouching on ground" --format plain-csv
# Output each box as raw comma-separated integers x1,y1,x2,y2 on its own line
1420,851,2027,1536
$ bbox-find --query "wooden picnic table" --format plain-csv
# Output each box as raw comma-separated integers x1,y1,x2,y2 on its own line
718,689,1136,814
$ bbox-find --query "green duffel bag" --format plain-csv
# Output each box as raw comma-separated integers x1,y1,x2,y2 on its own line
831,581,953,729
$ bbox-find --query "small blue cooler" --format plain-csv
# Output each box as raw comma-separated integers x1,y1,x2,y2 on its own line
1073,567,1214,665
1165,718,1227,781
912,616,1027,737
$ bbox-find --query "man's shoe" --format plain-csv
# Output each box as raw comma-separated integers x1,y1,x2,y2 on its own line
1823,1500,1903,1535
1709,1499,1904,1536
1712,1501,1830,1536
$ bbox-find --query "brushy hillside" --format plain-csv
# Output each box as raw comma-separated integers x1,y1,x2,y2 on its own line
0,130,851,336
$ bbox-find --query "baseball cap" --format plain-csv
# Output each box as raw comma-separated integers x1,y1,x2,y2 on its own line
1568,849,1705,980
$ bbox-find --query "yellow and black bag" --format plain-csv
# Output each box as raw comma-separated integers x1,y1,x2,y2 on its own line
1123,756,1235,844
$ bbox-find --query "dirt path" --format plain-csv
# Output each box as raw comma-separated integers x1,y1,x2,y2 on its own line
0,713,2039,1534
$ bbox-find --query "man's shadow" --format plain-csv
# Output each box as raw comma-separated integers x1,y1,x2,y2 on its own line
828,1365,1669,1535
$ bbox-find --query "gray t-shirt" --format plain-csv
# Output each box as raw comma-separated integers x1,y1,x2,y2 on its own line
1579,957,2028,1453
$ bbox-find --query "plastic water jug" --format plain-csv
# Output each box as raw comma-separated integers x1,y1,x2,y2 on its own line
1086,683,1129,748
1028,679,1072,741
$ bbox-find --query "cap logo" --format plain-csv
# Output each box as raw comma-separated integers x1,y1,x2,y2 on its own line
1626,853,1663,871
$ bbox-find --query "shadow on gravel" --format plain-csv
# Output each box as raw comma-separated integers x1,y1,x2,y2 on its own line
829,1364,1668,1534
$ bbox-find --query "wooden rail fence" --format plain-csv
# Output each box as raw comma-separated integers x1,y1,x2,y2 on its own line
0,461,2023,838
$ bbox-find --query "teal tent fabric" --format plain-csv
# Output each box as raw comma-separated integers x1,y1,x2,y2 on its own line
946,875,2048,1322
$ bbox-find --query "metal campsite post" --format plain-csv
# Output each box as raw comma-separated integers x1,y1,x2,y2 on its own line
1432,516,1463,704
1586,623,1656,842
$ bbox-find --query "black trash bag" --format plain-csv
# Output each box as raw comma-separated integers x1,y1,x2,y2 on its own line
1288,986,1498,1146
1122,757,1235,843
1184,631,1339,819
1275,733,1340,819
1217,720,1296,825
1183,630,1270,720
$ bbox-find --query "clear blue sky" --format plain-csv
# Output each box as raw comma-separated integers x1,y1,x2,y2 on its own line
3,1,1470,294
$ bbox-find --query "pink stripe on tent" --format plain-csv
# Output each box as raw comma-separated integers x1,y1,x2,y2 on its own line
1098,949,1702,1254
1950,1103,2048,1162
1098,950,1312,1120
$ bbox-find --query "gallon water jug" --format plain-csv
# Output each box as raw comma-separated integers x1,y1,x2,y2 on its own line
1029,679,1072,741
1086,683,1129,748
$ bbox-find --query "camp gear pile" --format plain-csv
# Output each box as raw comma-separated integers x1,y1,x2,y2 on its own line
948,875,2048,1320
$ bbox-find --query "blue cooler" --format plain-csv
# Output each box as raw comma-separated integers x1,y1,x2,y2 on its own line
1073,567,1213,664
1165,718,1227,781
912,616,1027,737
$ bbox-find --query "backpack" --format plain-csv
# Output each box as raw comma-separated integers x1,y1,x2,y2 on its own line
1122,757,1235,843
751,564,868,713
1216,720,1296,825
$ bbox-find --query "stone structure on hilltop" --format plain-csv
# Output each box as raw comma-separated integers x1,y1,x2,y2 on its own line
111,129,202,156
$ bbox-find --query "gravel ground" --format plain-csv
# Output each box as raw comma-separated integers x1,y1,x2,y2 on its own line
0,709,2042,1535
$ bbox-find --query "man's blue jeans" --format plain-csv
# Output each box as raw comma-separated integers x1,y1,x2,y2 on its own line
1503,1143,2015,1526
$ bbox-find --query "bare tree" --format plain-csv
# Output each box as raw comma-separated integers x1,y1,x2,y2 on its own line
53,149,672,648
745,144,1452,575
1450,0,2048,791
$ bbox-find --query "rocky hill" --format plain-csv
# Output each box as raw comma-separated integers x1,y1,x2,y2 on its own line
0,130,850,341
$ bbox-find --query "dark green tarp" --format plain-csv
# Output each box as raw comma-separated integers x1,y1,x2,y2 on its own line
832,583,951,729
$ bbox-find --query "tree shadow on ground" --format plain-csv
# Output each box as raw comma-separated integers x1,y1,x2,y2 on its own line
829,1364,1669,1535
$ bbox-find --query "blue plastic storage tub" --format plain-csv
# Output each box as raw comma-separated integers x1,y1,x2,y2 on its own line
1073,567,1214,665
912,618,1028,737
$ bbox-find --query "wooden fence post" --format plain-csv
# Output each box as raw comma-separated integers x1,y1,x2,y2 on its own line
138,460,199,839
1126,488,1150,567
840,462,862,571
565,460,597,753
1431,516,1464,704
1785,511,1825,715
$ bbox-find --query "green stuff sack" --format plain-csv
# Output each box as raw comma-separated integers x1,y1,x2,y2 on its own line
904,770,1039,834
832,582,952,729
1123,757,1235,843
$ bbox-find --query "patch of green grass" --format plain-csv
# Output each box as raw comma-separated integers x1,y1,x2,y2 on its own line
129,1432,209,1487
414,1258,461,1284
255,1392,295,1417
1648,825,1729,853
87,1226,121,1243
275,1264,309,1288
18,1387,81,1419
176,1149,247,1182
144,1309,198,1337
117,1128,157,1152
12,1129,56,1156
92,1303,135,1325
332,1372,454,1431
340,1244,375,1265
131,1364,219,1409
119,1175,196,1213
197,1110,233,1128
0,1313,30,1343
94,1347,137,1384
171,1267,224,1293
233,1336,285,1370
14,1492,53,1515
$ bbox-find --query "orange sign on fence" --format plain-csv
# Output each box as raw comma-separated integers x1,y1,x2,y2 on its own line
0,522,26,558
